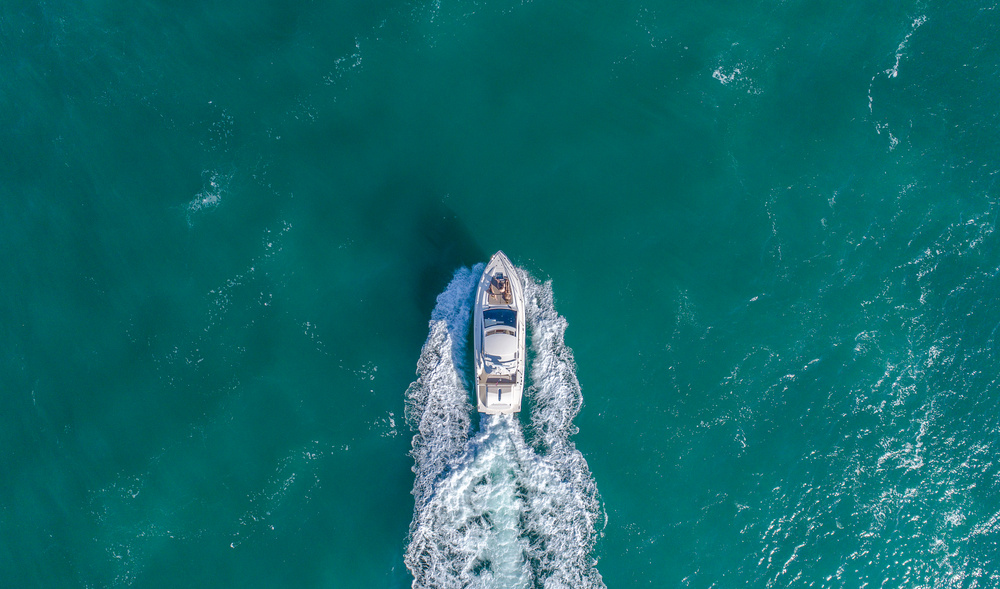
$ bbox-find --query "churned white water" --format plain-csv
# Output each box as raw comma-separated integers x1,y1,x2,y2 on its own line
405,267,605,588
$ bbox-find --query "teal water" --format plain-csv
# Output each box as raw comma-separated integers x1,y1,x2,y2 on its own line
3,0,1000,587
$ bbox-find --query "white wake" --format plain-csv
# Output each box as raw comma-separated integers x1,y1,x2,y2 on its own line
405,267,605,589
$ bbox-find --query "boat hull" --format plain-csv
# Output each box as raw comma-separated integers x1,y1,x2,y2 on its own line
473,251,526,414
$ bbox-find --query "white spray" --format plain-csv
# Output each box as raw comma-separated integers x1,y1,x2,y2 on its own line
405,266,605,589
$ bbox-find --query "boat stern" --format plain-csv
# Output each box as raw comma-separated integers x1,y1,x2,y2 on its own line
477,379,523,414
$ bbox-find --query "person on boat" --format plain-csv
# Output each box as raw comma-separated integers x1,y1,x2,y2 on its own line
489,274,511,302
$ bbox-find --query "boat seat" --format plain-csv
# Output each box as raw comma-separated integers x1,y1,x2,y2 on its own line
488,274,513,304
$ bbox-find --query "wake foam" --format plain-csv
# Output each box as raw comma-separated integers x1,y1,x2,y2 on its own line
405,267,604,589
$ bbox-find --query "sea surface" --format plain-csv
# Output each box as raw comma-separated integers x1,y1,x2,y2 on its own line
3,0,1000,587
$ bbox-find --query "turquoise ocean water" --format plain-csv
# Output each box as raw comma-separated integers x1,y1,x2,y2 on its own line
4,0,1000,586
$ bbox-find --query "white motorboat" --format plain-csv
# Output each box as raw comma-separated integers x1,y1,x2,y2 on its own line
473,251,526,414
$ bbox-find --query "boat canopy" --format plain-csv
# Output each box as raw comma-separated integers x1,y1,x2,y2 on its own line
484,332,518,359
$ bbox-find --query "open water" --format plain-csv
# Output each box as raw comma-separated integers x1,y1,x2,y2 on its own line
3,0,1000,587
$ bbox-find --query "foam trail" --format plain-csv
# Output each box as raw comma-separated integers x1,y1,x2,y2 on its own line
519,274,604,587
405,267,605,589
405,265,482,511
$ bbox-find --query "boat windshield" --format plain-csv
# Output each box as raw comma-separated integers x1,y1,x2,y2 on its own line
483,309,516,327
